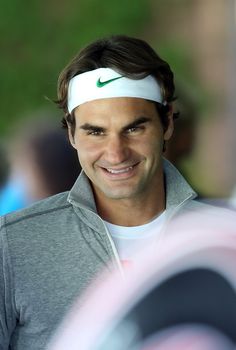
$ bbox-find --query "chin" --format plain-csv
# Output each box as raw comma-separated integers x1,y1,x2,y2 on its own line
101,188,139,200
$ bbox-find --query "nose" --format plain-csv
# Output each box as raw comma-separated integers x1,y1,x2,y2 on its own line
104,135,130,165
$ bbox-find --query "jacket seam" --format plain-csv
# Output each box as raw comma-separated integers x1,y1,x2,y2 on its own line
4,204,71,228
0,216,18,322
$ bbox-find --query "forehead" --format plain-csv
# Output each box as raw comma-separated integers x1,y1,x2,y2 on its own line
74,97,158,125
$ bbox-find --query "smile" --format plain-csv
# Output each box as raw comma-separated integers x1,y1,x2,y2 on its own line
106,166,133,174
99,163,139,180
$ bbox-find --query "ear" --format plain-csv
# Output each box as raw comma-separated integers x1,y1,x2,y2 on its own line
164,104,174,141
67,126,77,150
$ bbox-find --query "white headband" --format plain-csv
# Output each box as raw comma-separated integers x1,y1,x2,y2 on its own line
67,68,165,113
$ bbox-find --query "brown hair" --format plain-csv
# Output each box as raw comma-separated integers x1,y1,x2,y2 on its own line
56,35,178,136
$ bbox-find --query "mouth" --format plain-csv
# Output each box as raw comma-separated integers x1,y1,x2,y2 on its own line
106,166,134,174
100,163,139,179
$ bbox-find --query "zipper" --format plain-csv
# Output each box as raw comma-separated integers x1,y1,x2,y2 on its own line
68,198,125,279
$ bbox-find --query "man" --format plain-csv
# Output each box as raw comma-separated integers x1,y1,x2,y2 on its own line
0,35,217,349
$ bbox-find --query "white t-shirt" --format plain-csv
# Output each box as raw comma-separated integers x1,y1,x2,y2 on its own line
104,212,166,270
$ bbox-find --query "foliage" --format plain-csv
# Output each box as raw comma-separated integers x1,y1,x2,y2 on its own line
0,0,149,135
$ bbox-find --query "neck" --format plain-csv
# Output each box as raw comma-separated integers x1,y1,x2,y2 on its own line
94,179,166,227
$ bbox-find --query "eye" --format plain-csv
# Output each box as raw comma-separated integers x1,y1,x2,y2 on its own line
127,127,137,133
87,129,105,136
126,125,144,134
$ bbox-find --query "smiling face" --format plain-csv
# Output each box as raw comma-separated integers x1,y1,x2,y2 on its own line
69,97,173,206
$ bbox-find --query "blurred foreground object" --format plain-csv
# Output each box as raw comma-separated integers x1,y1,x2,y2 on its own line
48,209,236,350
0,117,80,215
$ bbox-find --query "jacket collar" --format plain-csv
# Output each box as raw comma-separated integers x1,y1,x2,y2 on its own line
164,159,197,209
67,170,97,212
67,158,197,213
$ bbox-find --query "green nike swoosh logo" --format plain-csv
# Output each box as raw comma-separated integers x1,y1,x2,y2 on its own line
96,76,123,87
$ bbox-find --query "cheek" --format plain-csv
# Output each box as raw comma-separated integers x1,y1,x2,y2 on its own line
75,139,103,164
141,132,164,154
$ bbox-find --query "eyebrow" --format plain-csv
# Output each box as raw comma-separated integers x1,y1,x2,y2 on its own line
122,116,151,132
79,116,151,133
79,123,105,132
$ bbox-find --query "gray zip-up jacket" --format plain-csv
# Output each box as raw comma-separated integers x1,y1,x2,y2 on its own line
0,160,208,349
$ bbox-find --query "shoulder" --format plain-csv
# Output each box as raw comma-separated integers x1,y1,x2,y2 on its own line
1,191,71,231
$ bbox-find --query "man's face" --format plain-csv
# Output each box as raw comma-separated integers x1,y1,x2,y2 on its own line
69,97,173,203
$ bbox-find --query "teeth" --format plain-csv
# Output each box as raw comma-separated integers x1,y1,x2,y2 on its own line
106,166,133,174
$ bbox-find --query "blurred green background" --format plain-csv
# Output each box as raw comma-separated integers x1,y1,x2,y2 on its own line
1,0,150,134
0,0,201,135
